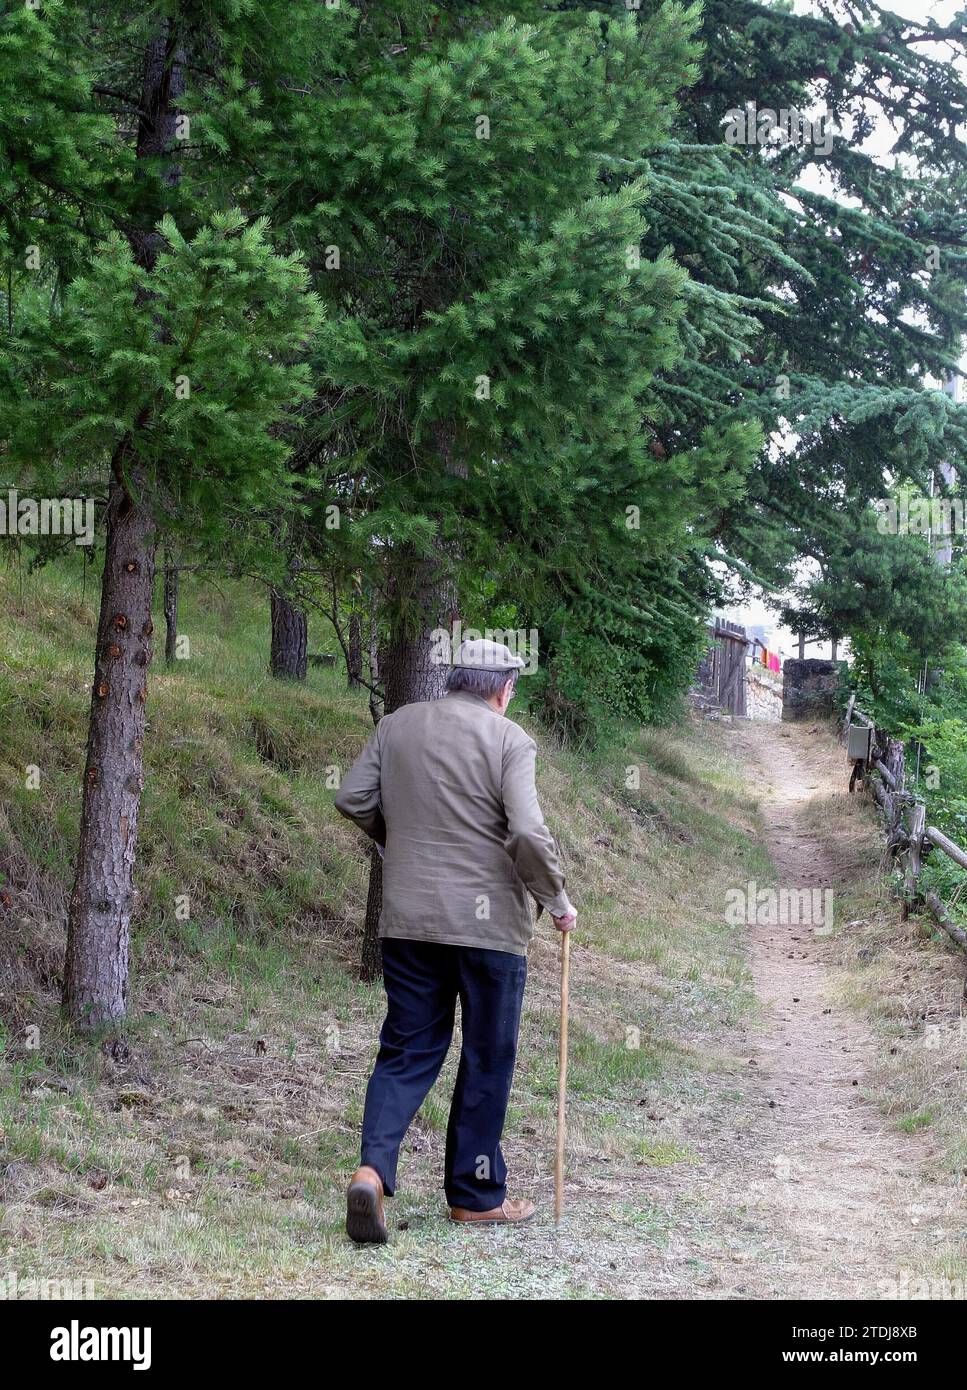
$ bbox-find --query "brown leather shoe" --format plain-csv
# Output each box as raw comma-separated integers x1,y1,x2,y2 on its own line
346,1165,388,1244
449,1197,536,1225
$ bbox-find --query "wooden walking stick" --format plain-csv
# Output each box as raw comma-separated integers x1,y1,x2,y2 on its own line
555,929,571,1224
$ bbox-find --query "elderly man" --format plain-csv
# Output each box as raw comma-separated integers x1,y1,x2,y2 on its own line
334,637,576,1243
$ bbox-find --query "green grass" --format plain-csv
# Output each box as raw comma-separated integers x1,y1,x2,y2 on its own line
0,553,765,1298
898,1111,934,1132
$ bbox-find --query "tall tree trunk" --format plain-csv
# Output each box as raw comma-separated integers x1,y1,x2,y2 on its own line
347,610,362,691
367,589,382,727
380,618,452,708
270,587,308,679
63,23,185,1029
163,547,179,665
65,470,156,1025
360,845,383,983
380,423,461,709
359,598,383,978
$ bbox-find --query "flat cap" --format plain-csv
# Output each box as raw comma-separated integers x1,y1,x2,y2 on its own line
452,637,525,672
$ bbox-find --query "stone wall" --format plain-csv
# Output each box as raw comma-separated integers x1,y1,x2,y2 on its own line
781,658,842,722
746,667,783,722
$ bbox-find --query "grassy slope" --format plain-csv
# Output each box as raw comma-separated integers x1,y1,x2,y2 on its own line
0,557,770,1298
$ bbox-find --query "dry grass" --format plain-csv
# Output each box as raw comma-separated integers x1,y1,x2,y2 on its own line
8,562,963,1298
0,559,766,1299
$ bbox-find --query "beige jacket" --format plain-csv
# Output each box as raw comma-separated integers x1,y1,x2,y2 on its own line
334,691,573,955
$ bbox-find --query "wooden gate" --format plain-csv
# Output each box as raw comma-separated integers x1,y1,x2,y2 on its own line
698,619,750,716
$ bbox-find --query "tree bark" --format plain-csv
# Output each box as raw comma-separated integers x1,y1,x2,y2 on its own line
65,470,156,1026
367,590,382,727
270,587,308,679
379,423,461,709
347,610,363,691
163,548,179,664
63,22,184,1029
360,844,383,983
380,626,452,709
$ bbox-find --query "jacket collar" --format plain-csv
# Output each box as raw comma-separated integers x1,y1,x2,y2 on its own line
445,690,501,716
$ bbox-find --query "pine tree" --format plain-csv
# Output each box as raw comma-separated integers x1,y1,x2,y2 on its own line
2,2,327,1027
782,503,967,724
282,5,702,695
214,4,703,965
635,0,967,619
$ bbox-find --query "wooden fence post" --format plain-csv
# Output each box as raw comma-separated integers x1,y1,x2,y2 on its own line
845,691,967,954
902,803,926,919
884,736,906,793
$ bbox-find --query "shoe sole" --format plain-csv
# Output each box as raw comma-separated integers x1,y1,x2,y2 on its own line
346,1183,388,1244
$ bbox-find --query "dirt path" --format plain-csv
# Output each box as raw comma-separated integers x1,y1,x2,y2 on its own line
659,719,956,1299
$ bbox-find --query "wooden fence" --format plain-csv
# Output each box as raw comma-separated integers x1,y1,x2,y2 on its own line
844,698,967,951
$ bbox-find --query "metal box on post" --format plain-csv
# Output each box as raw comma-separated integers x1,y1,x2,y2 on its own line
847,723,872,762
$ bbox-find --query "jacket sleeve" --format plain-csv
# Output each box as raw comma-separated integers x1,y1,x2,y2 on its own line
334,726,386,846
501,729,574,918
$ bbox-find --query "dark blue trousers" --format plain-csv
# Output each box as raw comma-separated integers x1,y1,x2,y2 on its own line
360,937,527,1211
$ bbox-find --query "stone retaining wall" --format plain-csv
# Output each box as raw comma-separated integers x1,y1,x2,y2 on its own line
746,667,783,722
781,658,843,722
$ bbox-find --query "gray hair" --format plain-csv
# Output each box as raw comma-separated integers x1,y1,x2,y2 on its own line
446,665,518,699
